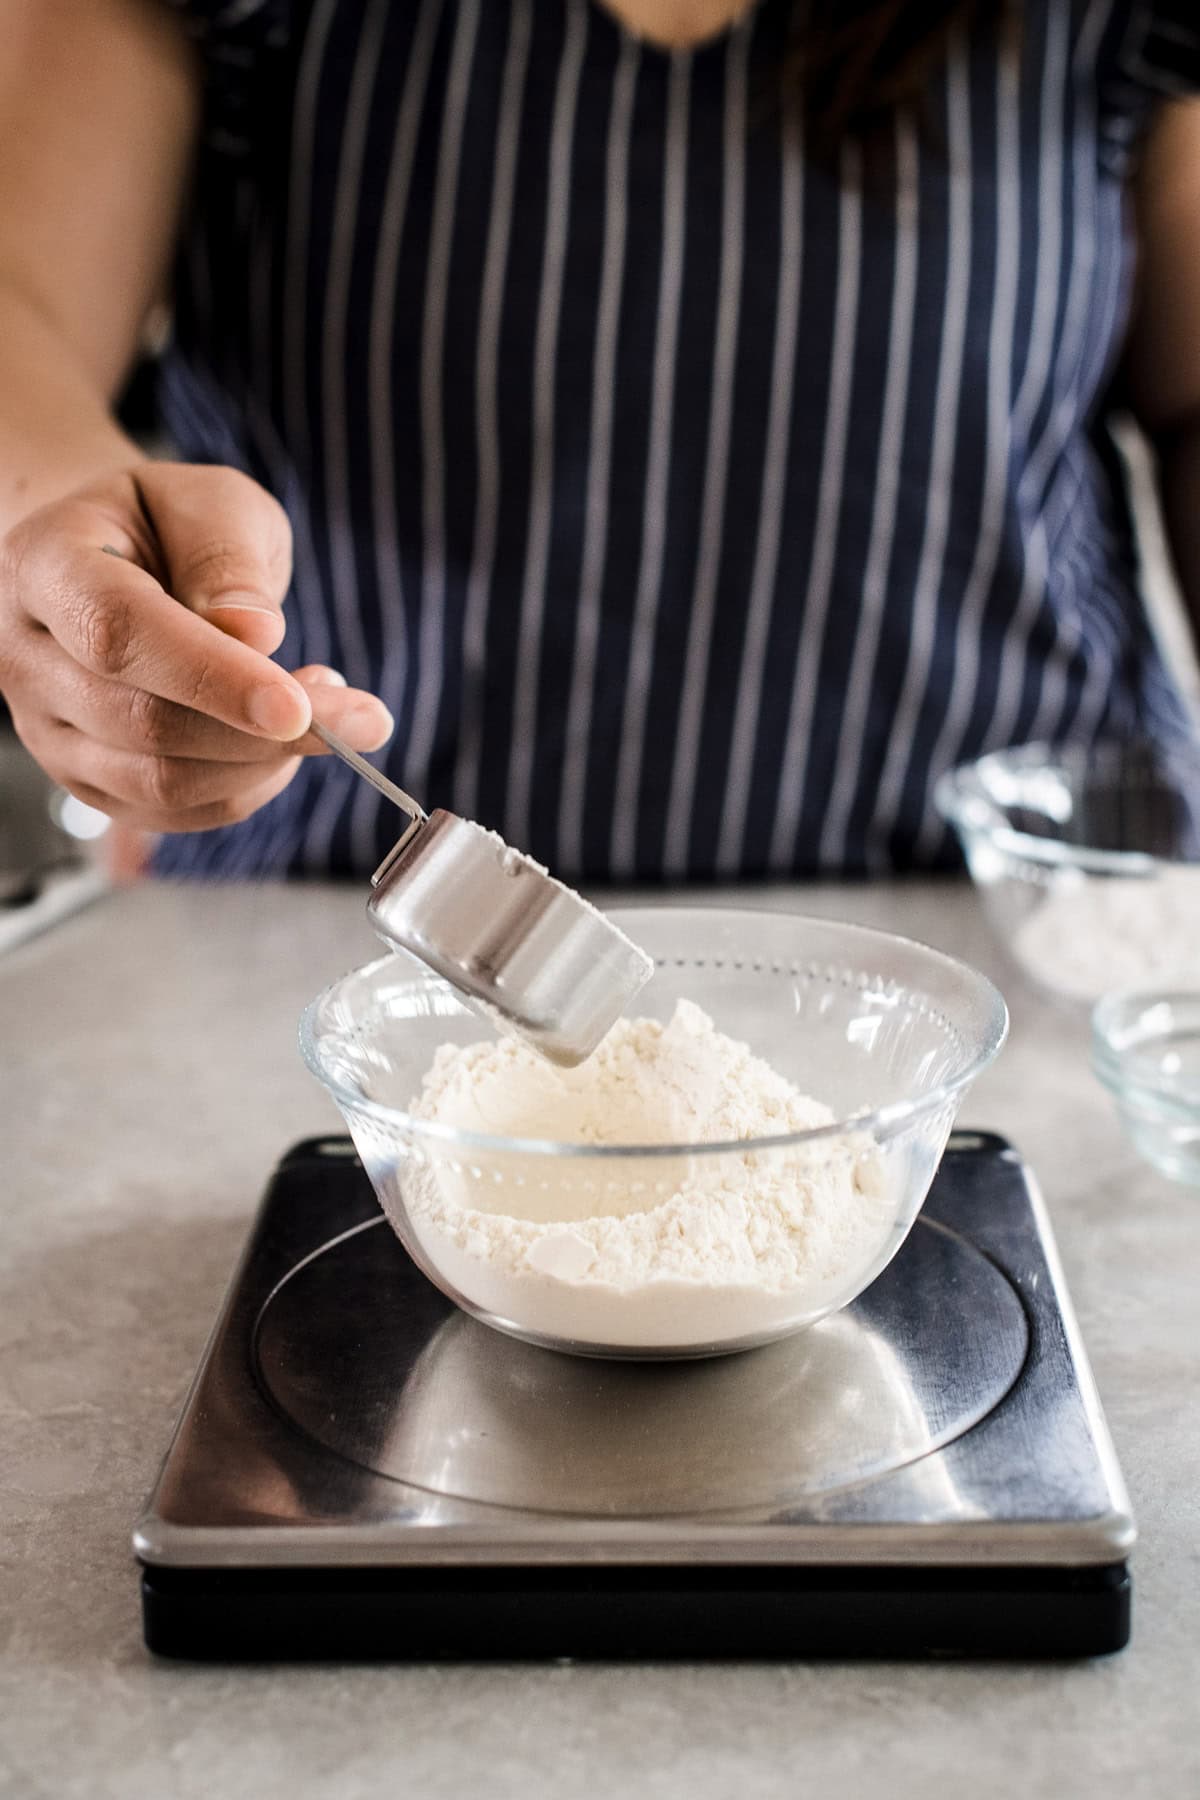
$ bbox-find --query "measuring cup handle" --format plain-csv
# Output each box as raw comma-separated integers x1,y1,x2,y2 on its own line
310,722,428,825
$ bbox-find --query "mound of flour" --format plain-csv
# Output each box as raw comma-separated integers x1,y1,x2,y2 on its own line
1013,867,1200,1001
398,1000,897,1351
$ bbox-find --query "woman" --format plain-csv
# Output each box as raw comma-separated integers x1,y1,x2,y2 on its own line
0,0,1197,881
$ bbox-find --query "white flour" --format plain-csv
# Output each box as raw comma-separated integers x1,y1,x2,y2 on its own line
1013,867,1200,1001
472,819,653,975
398,1000,897,1351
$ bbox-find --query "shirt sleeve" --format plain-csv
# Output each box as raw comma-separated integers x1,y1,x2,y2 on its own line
162,0,292,158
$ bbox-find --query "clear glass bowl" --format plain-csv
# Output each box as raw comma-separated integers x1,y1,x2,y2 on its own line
1092,989,1200,1186
936,740,1200,1005
300,908,1008,1360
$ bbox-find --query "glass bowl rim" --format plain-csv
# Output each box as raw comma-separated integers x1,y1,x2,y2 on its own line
1091,987,1200,1127
934,739,1200,876
1091,986,1200,1107
299,906,1009,1160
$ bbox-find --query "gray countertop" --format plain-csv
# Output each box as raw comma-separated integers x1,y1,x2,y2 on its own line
1,879,1196,1800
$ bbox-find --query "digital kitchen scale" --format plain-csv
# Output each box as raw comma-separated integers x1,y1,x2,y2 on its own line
135,1133,1134,1660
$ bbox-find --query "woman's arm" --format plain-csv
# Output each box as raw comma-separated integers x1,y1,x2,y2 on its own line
0,0,198,527
1126,98,1200,641
0,0,393,833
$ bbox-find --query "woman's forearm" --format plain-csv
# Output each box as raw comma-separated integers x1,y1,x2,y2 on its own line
0,0,198,539
1156,420,1200,649
1127,97,1200,654
0,278,145,537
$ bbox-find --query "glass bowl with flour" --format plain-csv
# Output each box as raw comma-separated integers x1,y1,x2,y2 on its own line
937,739,1200,1005
302,909,1007,1359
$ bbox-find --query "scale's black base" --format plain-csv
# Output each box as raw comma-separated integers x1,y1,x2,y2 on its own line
143,1562,1131,1664
137,1135,1135,1662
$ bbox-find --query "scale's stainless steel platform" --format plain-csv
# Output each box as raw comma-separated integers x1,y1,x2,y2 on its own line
135,1133,1135,1660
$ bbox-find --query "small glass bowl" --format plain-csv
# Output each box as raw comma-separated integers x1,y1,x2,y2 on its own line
1092,989,1200,1186
936,740,1200,1006
301,908,1007,1360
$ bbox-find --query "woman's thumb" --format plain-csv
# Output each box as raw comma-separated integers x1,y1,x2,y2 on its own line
135,462,294,656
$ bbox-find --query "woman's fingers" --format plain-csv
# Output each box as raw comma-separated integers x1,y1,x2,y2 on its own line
13,633,393,765
10,497,312,740
68,763,304,835
295,665,394,754
54,731,288,816
135,462,294,657
0,465,394,837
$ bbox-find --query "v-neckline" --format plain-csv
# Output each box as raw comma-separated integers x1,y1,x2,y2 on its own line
583,0,766,62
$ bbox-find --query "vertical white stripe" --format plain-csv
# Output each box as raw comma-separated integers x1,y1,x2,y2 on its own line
1009,4,1085,569
604,53,691,875
404,0,482,800
912,0,1068,823
187,373,301,877
988,0,1115,749
350,0,444,871
1047,186,1133,746
815,113,919,870
320,0,392,696
248,204,334,668
714,100,804,875
452,2,534,821
658,26,749,879
766,137,863,872
280,0,341,873
861,37,972,873
281,0,338,489
910,34,1026,860
1008,0,1072,445
504,0,589,849
214,0,269,27
310,0,443,871
244,204,335,870
556,35,641,870
249,428,335,875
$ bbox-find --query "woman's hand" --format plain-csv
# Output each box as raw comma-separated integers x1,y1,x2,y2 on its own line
0,461,393,832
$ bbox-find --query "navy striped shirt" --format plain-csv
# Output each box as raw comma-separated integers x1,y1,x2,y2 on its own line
156,0,1200,881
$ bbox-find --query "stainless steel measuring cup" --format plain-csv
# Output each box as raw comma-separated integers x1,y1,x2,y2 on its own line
313,724,653,1065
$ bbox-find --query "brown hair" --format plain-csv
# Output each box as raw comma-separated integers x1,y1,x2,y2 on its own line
786,0,1010,146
